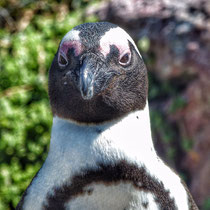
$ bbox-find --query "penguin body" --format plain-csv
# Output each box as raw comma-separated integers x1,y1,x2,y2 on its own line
17,22,198,210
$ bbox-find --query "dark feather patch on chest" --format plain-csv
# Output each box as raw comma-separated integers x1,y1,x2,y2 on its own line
43,160,177,210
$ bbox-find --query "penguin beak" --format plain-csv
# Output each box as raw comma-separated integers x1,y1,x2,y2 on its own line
79,58,95,100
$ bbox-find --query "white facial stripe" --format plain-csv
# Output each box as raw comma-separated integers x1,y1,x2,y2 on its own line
99,27,142,58
60,29,80,45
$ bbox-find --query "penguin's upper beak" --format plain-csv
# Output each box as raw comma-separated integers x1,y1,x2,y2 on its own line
79,58,95,100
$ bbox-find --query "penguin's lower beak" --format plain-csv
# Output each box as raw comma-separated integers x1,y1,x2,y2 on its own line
79,58,95,100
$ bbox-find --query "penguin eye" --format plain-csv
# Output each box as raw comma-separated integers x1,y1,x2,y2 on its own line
58,53,68,67
119,52,131,66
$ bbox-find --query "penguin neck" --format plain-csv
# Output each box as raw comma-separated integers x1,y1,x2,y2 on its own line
19,101,190,210
49,101,156,164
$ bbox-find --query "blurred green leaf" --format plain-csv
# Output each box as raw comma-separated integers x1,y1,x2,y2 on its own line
137,36,150,52
202,198,210,210
169,95,187,113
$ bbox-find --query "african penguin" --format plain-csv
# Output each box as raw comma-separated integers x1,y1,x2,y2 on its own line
16,22,199,210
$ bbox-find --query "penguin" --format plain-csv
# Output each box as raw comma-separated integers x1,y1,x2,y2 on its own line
16,22,199,210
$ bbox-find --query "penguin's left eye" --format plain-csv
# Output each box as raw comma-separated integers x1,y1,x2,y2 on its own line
119,52,131,66
58,53,68,67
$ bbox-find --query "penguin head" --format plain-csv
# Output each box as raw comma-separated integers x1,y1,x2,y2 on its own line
48,22,148,124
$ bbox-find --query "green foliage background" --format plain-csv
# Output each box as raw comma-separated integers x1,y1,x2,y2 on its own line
0,1,97,209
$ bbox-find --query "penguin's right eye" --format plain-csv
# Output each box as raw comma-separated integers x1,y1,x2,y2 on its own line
58,53,68,67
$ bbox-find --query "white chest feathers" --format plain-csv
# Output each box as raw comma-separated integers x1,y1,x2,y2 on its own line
20,105,191,210
65,183,159,210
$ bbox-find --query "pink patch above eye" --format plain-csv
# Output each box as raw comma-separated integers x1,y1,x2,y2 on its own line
59,40,83,56
99,40,130,58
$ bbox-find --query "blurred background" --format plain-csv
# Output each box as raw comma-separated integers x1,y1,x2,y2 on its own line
0,0,210,209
